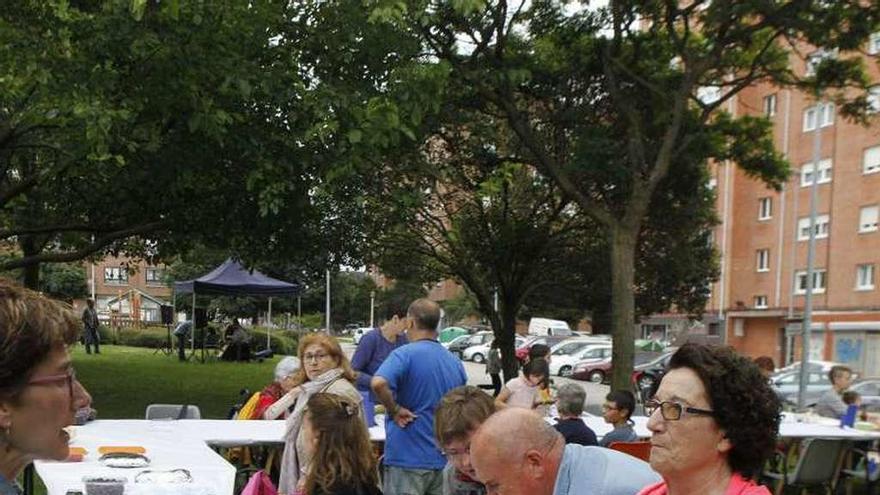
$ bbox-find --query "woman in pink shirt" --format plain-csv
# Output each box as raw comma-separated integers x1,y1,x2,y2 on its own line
637,344,781,495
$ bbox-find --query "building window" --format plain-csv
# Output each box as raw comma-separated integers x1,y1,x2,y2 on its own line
869,86,880,114
757,249,770,272
640,324,668,340
805,48,836,77
797,214,830,241
763,94,777,117
859,205,879,233
758,197,772,220
869,32,880,55
145,268,164,285
754,295,768,309
856,264,875,291
104,267,128,285
803,103,835,132
800,159,832,187
864,145,880,175
795,270,827,294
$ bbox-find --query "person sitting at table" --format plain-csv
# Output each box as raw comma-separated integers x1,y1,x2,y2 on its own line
495,358,549,410
600,390,639,447
252,356,301,420
753,356,775,381
434,385,496,495
0,279,93,493
637,343,781,495
301,393,381,495
469,408,660,495
814,365,853,419
221,320,252,362
553,384,597,446
277,334,362,495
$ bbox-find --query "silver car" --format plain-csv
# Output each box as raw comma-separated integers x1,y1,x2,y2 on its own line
771,370,833,407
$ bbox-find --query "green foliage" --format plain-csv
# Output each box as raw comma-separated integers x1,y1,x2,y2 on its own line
442,290,481,325
95,324,299,355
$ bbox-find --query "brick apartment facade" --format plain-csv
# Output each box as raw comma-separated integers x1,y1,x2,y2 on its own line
705,35,880,376
82,255,171,324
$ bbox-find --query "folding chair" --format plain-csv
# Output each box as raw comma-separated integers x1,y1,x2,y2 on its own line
763,438,848,495
840,446,879,495
608,441,651,462
145,404,202,420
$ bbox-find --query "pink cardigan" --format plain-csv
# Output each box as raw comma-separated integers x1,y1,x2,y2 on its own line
637,473,771,495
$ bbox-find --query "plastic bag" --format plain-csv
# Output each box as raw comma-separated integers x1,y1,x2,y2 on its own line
241,471,277,495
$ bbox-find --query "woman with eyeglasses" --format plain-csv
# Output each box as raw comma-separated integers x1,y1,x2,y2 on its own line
277,334,362,495
301,393,381,495
0,279,93,494
638,343,781,495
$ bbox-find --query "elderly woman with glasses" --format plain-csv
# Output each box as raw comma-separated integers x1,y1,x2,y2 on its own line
0,279,93,495
277,333,362,495
638,343,781,495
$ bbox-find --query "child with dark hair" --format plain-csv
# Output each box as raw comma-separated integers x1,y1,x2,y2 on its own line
495,358,549,410
600,390,639,447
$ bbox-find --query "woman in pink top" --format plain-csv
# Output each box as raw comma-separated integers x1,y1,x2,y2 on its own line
637,344,781,495
494,358,549,410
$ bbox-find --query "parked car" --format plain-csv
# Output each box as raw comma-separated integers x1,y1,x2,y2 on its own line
631,351,675,392
850,378,880,413
439,326,470,343
516,335,575,362
772,360,845,379
550,344,612,377
442,334,471,350
464,336,527,364
771,370,833,407
571,351,662,383
447,331,493,359
352,327,373,345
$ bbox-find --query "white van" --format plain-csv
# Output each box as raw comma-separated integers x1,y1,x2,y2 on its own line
528,317,573,336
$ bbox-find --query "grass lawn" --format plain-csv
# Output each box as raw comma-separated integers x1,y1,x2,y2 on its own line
72,345,281,419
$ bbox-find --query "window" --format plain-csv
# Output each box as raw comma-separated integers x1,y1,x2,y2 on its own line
757,249,770,272
758,197,772,220
859,206,879,233
856,264,875,290
800,159,832,187
103,267,128,284
754,295,768,309
795,269,827,294
763,94,777,117
864,145,880,175
869,86,880,114
805,49,836,77
803,103,835,132
145,268,163,285
869,32,880,55
797,214,830,241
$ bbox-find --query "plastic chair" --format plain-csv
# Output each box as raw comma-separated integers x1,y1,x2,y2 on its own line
608,441,651,462
763,438,847,495
145,404,202,420
840,446,879,495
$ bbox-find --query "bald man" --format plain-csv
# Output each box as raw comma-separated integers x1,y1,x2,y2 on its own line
470,409,660,495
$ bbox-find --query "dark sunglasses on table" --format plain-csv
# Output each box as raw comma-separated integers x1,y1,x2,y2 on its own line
644,399,713,421
27,368,77,400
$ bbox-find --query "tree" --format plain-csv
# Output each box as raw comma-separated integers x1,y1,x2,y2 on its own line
361,0,880,389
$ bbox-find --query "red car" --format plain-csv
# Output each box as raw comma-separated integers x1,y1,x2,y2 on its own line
515,335,572,363
570,351,667,384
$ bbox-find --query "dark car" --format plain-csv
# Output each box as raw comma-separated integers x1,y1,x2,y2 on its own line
631,351,675,395
571,351,662,384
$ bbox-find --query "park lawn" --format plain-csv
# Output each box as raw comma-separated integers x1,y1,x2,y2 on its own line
72,345,281,419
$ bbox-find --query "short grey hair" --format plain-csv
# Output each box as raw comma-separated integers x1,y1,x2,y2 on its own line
556,383,586,416
274,356,301,381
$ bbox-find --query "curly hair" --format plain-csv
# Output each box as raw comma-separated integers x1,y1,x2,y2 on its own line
434,385,496,446
668,343,781,479
0,279,80,401
287,333,356,387
304,393,378,494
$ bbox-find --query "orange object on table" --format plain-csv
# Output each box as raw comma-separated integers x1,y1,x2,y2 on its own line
65,447,88,462
98,446,146,455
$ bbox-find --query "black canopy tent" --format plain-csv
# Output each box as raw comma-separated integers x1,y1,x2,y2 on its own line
173,259,302,354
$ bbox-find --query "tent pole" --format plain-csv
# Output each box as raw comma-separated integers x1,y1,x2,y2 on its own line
191,291,196,354
267,297,273,351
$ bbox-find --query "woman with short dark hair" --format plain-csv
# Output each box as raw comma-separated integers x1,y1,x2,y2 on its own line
638,343,780,495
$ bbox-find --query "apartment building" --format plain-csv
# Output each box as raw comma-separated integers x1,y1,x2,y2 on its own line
707,36,880,376
84,255,171,324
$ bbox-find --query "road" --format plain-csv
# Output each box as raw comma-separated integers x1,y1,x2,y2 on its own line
341,343,610,415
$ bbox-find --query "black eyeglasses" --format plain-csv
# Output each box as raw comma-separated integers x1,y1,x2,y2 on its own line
27,368,76,401
645,399,713,421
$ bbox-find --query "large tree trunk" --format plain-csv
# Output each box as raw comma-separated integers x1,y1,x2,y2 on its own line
499,298,520,382
609,225,638,392
19,236,41,289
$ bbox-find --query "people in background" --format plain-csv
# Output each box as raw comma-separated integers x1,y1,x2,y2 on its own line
495,358,549,410
0,279,93,494
278,334,362,495
173,320,192,362
350,301,409,398
301,393,381,495
485,341,502,397
469,408,660,495
753,356,775,380
600,390,639,447
81,299,100,355
814,365,853,419
254,356,301,420
221,320,252,362
528,344,551,363
434,386,495,495
638,344,780,495
371,299,467,495
553,384,597,446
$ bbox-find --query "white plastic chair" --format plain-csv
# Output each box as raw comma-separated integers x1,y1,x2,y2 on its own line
145,404,202,420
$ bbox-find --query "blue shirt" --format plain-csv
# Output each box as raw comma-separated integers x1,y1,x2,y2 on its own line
0,474,21,495
350,328,409,392
375,339,467,470
552,444,660,495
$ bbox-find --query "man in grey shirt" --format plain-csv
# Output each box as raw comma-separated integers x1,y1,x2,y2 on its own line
600,390,639,447
814,365,853,419
470,408,659,495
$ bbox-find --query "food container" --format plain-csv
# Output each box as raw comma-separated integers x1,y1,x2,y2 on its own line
99,453,150,469
82,476,126,495
134,469,193,484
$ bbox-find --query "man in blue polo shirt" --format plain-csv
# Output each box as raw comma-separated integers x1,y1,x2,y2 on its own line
372,298,467,495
